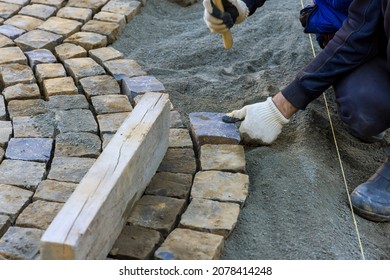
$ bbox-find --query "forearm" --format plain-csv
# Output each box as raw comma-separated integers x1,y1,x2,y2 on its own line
272,92,299,119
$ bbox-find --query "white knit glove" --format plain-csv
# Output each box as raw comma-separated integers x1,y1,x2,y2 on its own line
224,97,290,145
203,0,249,34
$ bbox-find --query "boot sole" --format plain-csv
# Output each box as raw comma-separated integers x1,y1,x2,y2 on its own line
352,205,390,222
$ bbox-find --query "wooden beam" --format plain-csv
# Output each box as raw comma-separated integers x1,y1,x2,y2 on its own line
40,92,170,259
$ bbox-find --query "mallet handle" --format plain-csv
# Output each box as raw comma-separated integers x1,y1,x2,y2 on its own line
213,0,233,49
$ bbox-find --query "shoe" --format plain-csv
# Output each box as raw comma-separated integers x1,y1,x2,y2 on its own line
346,127,386,143
350,158,390,222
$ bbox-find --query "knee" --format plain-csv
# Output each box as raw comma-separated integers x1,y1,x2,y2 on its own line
337,97,376,137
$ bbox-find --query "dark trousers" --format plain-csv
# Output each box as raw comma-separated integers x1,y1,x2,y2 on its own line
334,57,390,138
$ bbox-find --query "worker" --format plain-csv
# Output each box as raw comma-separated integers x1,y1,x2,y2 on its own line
203,0,390,222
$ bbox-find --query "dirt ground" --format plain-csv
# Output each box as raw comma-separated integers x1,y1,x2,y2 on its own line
114,0,390,259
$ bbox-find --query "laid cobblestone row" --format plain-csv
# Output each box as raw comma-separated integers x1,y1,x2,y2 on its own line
0,0,250,260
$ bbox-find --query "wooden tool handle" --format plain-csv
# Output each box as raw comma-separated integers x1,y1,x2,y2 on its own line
213,0,233,49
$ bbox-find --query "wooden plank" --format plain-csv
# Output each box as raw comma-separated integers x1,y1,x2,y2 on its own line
40,92,170,259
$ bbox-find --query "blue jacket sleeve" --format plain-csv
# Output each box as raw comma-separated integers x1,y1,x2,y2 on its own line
282,0,384,109
242,0,267,15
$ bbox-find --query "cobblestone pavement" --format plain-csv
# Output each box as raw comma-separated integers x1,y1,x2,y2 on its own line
0,0,248,260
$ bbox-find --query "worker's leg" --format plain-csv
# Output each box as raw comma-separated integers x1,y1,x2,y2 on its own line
333,57,390,221
333,57,390,142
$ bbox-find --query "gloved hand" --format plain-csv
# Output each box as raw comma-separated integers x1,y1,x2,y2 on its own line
223,97,290,145
203,0,249,34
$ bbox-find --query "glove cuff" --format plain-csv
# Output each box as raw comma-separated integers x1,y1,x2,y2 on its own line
265,97,290,125
233,0,249,24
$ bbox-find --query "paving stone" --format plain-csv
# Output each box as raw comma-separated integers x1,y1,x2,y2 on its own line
81,19,120,44
93,11,126,31
54,43,87,62
0,64,36,88
0,184,33,222
42,77,78,99
88,46,124,66
158,148,197,174
101,0,141,22
97,112,129,136
2,83,40,102
14,29,63,52
0,160,46,190
128,195,186,237
79,75,120,99
5,138,53,162
145,172,193,199
91,95,132,115
35,63,66,83
0,96,5,121
170,111,185,128
0,226,43,260
13,113,55,138
1,0,30,5
38,16,82,38
154,228,224,260
47,94,89,110
191,171,249,207
55,109,97,134
18,4,57,20
64,31,107,51
31,0,66,9
25,49,57,69
109,225,163,260
103,59,147,81
0,47,25,66
102,133,113,149
3,15,44,32
0,121,12,148
0,2,21,20
64,57,106,84
47,157,95,183
122,76,165,102
0,34,15,48
169,128,193,148
0,24,25,39
56,6,92,23
66,0,109,13
7,99,48,119
200,144,246,173
33,179,77,203
179,198,240,238
189,112,240,150
0,215,11,239
16,200,63,230
55,132,101,158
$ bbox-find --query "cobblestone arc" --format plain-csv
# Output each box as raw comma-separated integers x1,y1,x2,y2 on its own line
0,0,249,260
